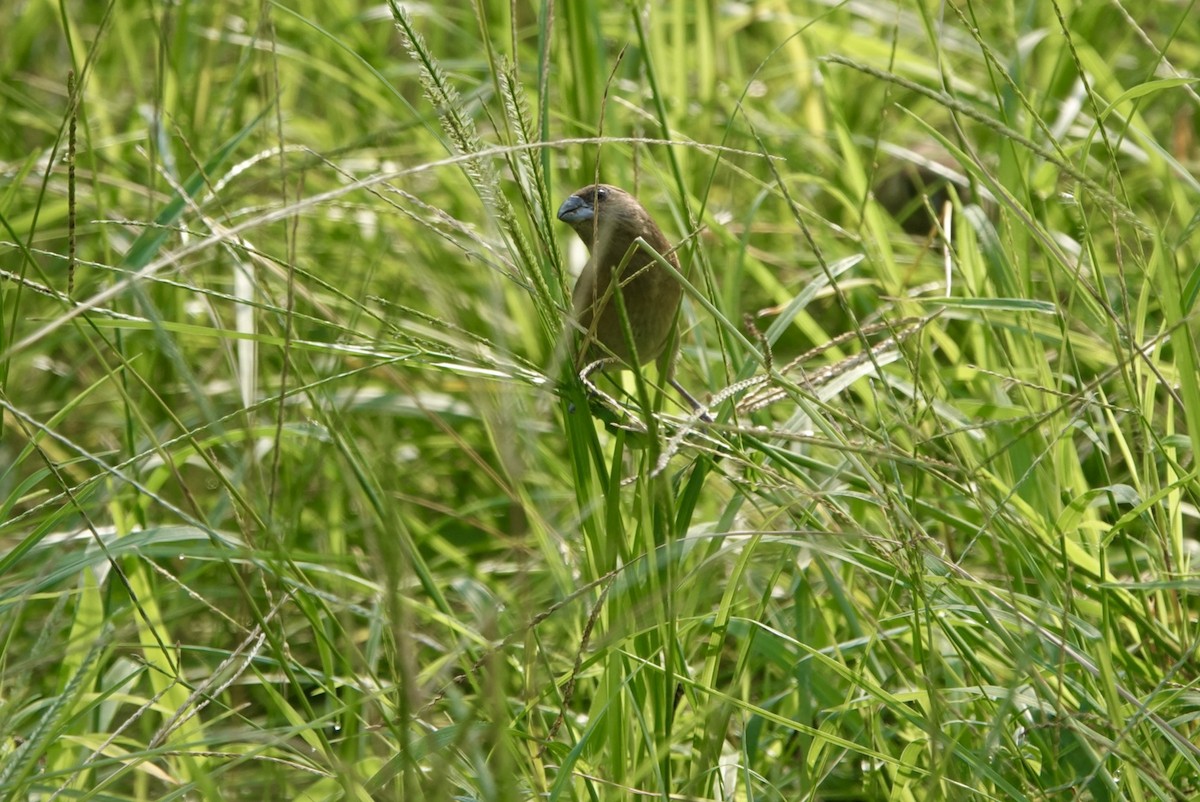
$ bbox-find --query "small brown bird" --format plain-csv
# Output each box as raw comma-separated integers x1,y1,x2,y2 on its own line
557,184,682,367
873,142,974,236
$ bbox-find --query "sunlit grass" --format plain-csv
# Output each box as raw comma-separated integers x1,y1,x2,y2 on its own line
1,0,1198,799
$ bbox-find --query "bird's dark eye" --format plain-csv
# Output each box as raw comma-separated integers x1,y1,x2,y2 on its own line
595,187,608,201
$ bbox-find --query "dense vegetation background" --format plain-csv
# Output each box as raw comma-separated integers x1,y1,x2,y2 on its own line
2,0,1199,799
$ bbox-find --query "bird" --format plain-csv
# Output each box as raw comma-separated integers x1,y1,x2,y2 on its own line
873,142,975,236
556,183,683,368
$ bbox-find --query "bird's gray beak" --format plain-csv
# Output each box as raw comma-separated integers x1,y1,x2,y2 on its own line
557,195,593,223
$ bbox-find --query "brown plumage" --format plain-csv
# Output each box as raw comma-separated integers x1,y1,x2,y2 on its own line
873,142,974,236
556,184,682,367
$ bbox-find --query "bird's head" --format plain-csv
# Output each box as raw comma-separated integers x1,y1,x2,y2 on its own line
556,184,647,245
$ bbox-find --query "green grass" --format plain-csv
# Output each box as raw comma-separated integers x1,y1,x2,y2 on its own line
2,0,1199,799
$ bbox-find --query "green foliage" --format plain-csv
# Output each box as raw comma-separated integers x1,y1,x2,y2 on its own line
1,0,1198,799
